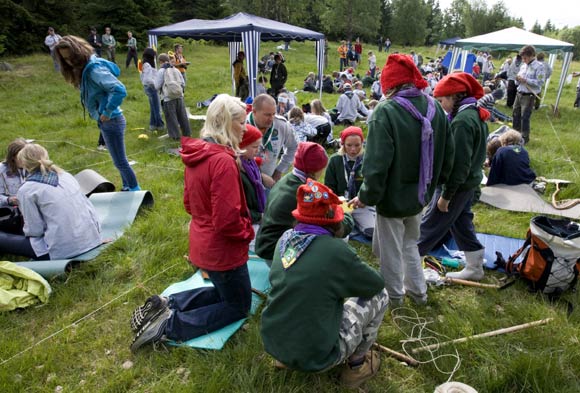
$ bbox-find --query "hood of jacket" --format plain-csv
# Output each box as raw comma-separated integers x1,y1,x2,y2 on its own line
180,137,236,168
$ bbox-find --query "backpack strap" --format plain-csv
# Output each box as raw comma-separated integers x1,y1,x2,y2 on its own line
505,229,532,275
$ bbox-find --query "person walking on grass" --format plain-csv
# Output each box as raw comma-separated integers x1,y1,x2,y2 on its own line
155,53,191,140
130,95,254,352
417,72,489,281
261,179,388,389
140,48,164,132
54,35,140,191
101,27,116,63
126,31,138,69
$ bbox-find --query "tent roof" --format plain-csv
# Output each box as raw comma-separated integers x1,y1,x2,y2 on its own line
148,12,324,42
439,36,462,46
455,27,573,53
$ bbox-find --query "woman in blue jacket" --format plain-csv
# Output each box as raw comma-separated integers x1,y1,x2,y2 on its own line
54,35,140,191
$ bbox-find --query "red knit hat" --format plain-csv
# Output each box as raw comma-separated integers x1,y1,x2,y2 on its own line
239,124,262,148
433,72,484,99
340,126,364,144
293,142,328,174
381,54,428,93
292,179,344,225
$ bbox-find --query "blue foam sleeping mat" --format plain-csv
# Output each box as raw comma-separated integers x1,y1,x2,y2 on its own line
429,233,524,271
350,232,524,271
161,253,271,350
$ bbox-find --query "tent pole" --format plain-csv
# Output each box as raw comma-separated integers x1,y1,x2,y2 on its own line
554,52,572,115
541,53,557,105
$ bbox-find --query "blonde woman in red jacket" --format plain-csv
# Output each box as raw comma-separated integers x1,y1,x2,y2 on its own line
131,94,254,352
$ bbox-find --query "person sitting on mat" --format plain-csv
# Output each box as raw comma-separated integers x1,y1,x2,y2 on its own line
0,138,27,210
255,142,354,265
324,126,375,239
261,179,388,389
130,94,254,353
487,129,536,186
0,143,101,260
239,124,267,251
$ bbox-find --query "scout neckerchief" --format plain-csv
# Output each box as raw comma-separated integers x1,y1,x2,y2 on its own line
391,87,435,205
342,154,362,200
278,224,332,270
248,112,275,153
27,169,59,187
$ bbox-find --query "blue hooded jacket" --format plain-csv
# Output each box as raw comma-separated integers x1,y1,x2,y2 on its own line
80,55,126,120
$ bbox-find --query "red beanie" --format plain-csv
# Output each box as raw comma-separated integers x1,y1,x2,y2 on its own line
293,142,328,174
292,179,344,226
381,54,428,94
239,124,262,148
433,72,484,99
340,126,364,145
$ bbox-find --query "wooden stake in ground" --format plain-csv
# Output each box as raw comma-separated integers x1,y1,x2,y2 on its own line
372,342,419,367
411,318,554,354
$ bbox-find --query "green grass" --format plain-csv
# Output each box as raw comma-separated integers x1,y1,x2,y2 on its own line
1,41,580,392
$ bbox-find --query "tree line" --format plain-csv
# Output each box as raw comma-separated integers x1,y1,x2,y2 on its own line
1,0,579,59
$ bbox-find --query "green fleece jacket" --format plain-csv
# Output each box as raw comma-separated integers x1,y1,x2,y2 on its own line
359,95,454,217
261,235,385,372
255,173,354,260
324,153,364,198
441,106,488,200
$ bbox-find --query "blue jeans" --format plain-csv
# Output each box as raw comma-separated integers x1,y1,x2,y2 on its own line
144,85,164,129
417,187,483,256
98,115,139,189
164,263,252,341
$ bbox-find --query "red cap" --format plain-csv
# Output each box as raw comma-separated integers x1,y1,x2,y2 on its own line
340,126,364,145
434,72,484,99
292,179,344,226
239,124,262,148
381,54,428,93
293,142,328,174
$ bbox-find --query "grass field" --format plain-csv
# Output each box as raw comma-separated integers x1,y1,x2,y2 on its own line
0,40,579,392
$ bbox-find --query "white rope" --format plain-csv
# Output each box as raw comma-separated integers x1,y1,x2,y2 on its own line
544,112,579,177
391,307,461,382
0,262,180,367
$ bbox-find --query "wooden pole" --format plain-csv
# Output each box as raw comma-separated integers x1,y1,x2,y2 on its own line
372,343,419,367
411,318,554,354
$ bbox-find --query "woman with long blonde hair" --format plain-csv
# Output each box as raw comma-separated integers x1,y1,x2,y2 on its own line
54,35,140,191
130,94,254,352
0,143,101,259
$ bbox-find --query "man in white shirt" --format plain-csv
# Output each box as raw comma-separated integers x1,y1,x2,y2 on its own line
44,27,62,71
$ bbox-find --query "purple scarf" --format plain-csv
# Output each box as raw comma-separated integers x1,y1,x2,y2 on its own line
294,223,333,236
241,158,266,213
448,97,478,122
391,87,435,205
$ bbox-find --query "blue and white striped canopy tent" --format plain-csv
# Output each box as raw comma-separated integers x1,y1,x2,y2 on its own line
148,12,326,99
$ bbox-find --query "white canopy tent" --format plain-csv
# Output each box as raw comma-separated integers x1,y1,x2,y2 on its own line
450,27,574,113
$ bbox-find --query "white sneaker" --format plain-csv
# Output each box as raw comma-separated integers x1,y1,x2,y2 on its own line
97,145,107,151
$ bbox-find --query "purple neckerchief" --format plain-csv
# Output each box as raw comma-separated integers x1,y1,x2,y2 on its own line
241,158,266,213
391,87,435,205
292,167,307,183
448,97,478,122
294,223,333,236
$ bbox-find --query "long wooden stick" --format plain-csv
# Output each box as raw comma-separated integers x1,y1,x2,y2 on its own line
411,318,554,354
444,277,501,288
372,342,419,367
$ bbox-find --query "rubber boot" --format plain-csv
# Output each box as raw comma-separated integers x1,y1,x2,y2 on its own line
445,249,485,281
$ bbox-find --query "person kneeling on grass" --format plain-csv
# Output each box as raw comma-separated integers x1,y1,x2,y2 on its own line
130,94,253,353
261,180,388,389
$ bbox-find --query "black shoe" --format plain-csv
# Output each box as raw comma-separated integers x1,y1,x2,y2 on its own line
130,295,169,333
130,308,172,353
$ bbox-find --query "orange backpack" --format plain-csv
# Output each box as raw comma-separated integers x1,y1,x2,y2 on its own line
506,216,580,295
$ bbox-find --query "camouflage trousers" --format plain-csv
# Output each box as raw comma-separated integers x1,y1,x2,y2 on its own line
333,288,389,365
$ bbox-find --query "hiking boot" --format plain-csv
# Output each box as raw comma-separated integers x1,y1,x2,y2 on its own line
130,308,172,353
130,295,169,333
340,350,381,389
